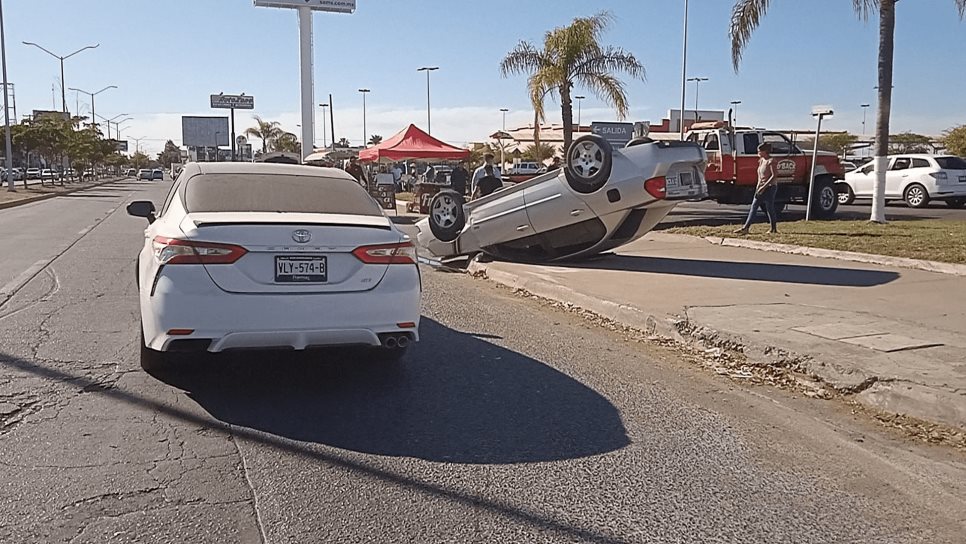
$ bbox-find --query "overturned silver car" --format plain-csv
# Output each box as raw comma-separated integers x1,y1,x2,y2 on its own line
416,134,708,262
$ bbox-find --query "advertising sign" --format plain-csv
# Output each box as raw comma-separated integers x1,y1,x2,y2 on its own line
115,140,129,152
253,0,355,13
181,116,230,148
591,122,634,147
210,94,255,110
370,185,396,211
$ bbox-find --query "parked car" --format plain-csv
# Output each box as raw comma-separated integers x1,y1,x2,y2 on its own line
137,169,152,181
125,168,136,177
152,169,164,181
417,134,708,262
126,162,420,371
506,161,546,176
26,168,40,179
41,168,56,181
839,154,966,208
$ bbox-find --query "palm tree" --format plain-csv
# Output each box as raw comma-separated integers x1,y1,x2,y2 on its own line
501,11,645,153
368,134,383,146
272,132,301,154
731,0,965,223
244,115,283,154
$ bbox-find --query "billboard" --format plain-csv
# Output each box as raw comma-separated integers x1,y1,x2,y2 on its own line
591,122,634,147
253,0,355,13
182,116,230,147
114,140,128,152
211,94,254,110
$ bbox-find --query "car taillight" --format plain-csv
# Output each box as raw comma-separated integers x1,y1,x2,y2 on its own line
932,171,948,181
644,176,667,199
352,242,417,265
152,236,247,265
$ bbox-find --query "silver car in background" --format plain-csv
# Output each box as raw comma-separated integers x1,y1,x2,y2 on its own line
417,134,707,262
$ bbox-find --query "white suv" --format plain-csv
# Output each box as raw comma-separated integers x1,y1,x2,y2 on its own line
840,154,966,208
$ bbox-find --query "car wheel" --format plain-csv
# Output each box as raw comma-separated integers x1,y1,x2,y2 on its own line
428,190,465,243
810,176,839,218
944,197,965,209
904,183,930,208
565,134,612,194
836,183,855,205
139,328,168,373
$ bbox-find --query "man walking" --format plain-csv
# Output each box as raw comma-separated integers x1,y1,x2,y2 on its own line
345,156,368,187
472,153,502,195
450,161,469,196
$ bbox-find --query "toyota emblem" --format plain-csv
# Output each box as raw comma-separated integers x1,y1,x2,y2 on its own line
292,229,312,243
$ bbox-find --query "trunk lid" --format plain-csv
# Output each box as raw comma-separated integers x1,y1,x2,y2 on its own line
178,212,402,294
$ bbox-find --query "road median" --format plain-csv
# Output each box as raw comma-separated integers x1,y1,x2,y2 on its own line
464,232,966,443
0,177,127,211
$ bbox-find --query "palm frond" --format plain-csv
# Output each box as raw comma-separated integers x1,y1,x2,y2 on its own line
956,0,966,18
580,73,630,120
501,41,544,77
730,0,771,72
571,46,646,83
851,0,879,20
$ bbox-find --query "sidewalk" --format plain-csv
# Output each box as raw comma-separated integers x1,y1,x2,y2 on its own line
468,232,966,432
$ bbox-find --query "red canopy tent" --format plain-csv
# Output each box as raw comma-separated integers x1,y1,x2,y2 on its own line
358,124,469,163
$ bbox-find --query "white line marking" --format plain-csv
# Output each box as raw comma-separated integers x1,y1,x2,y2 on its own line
0,260,50,297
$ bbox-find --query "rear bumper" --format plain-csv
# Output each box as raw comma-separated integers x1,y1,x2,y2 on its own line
142,266,421,352
932,186,966,198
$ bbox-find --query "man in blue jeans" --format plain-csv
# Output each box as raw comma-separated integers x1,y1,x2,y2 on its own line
736,143,779,234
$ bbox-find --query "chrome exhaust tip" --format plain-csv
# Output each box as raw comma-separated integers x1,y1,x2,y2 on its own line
384,337,398,349
396,335,410,348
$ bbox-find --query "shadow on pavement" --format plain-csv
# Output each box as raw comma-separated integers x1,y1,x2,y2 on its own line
157,318,629,464
0,348,629,544
551,255,899,287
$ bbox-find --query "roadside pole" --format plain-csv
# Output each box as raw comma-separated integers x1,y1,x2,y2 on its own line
329,93,335,150
806,106,833,221
0,0,14,191
230,106,236,162
298,6,314,163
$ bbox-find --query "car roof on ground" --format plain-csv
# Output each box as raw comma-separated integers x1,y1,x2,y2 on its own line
187,162,355,182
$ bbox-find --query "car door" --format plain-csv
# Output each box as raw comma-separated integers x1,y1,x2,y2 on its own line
851,163,877,197
466,185,534,248
886,157,912,197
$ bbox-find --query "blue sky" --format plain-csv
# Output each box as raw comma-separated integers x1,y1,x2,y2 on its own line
6,0,966,154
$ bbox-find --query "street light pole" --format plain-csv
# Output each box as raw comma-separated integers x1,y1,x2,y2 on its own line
730,100,741,126
687,77,708,123
499,107,509,169
0,0,14,191
358,88,370,146
69,86,116,135
417,66,439,134
679,0,689,140
574,95,585,128
115,117,132,141
23,41,99,113
319,103,329,148
860,103,870,136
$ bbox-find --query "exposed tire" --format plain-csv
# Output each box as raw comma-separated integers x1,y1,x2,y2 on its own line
945,197,965,209
810,176,839,218
904,183,930,209
565,134,612,194
428,190,465,243
836,183,855,206
139,328,168,373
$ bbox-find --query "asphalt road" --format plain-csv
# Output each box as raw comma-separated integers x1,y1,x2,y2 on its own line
661,198,966,228
0,180,964,543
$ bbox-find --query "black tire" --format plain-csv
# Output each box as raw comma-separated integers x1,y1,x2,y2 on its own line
945,197,966,209
773,201,787,217
428,190,465,243
139,328,168,373
837,183,855,206
810,176,839,218
565,134,612,194
904,183,930,209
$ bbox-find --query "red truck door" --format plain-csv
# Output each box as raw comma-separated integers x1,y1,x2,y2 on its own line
762,132,809,184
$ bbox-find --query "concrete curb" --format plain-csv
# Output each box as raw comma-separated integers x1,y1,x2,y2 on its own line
467,259,966,433
0,177,126,212
697,235,966,277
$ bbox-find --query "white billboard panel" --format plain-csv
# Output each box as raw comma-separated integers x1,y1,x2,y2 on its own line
182,116,230,147
253,0,355,13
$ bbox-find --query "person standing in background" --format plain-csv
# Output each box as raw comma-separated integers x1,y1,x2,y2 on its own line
472,153,502,195
450,161,469,195
345,156,368,187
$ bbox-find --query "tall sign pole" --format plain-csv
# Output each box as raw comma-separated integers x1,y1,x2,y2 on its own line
254,0,354,160
0,0,14,191
211,93,254,162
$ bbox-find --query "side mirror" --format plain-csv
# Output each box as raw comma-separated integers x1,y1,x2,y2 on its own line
127,201,157,224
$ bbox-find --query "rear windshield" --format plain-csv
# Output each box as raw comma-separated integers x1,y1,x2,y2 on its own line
184,173,384,216
935,157,966,170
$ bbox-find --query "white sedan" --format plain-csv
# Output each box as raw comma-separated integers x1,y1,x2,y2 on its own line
127,162,421,371
838,154,966,208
